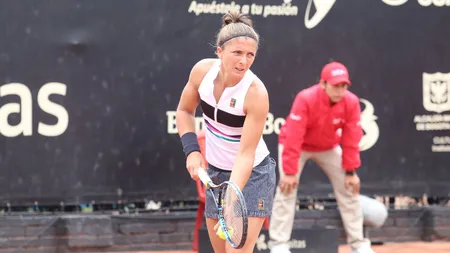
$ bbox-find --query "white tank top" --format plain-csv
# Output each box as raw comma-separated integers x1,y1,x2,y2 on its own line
198,59,270,171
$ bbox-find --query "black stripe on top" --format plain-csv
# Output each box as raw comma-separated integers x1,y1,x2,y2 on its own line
204,119,242,138
200,100,246,128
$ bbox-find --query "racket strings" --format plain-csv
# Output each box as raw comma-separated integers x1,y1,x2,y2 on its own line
222,186,244,245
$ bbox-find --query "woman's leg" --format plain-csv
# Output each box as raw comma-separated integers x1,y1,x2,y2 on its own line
226,217,265,253
205,156,276,252
206,218,226,253
206,216,266,253
204,166,229,253
231,156,276,252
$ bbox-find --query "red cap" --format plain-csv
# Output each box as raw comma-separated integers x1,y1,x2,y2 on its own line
320,62,351,86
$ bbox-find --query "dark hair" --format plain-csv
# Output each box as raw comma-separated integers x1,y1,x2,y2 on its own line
216,11,259,48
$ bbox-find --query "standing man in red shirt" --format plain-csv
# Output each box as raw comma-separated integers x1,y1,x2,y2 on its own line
269,62,375,253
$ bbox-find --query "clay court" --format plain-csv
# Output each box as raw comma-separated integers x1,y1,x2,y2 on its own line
338,242,450,253
103,241,450,253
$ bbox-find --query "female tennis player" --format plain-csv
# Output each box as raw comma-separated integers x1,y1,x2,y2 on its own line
176,11,276,253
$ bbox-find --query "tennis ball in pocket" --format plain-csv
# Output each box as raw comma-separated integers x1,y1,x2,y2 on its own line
216,226,234,240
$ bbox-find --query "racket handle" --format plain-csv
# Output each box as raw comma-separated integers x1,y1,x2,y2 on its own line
197,167,212,186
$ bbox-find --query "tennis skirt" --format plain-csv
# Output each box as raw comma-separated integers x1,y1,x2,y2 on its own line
204,155,277,218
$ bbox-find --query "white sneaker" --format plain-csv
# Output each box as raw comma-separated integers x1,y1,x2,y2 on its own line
351,244,376,253
270,243,291,253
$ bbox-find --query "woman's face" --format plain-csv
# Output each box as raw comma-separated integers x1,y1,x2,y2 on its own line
217,37,257,82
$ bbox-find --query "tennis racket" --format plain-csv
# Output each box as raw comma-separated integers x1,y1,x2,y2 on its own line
197,167,248,249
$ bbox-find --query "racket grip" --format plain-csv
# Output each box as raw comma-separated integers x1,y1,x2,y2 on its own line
197,167,212,186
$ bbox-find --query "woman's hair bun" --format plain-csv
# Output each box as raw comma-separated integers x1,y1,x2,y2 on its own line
221,11,253,28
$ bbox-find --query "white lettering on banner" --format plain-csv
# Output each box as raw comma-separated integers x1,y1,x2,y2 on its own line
382,0,409,5
188,1,241,16
432,136,450,152
187,1,298,18
413,71,450,152
166,111,204,134
256,234,306,251
336,99,379,151
262,4,298,18
414,114,450,131
166,111,284,135
382,0,450,6
359,99,379,151
0,82,69,137
37,83,69,137
306,0,449,29
0,83,32,137
188,0,448,31
304,0,336,29
264,113,285,135
418,0,450,6
432,145,450,152
433,136,450,144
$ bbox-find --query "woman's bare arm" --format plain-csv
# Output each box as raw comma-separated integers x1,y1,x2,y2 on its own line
229,78,270,190
176,59,215,136
176,59,215,179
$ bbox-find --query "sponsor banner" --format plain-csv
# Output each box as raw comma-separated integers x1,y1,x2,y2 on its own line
0,0,449,204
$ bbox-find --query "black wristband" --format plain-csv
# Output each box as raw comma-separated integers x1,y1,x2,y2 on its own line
181,132,201,158
345,171,355,176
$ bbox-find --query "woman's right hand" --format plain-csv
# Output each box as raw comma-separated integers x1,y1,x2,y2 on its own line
186,151,205,181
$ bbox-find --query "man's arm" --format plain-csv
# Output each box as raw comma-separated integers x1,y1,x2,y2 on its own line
341,97,363,172
282,92,308,175
229,78,269,191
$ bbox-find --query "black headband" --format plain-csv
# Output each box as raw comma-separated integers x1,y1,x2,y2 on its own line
218,33,258,47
